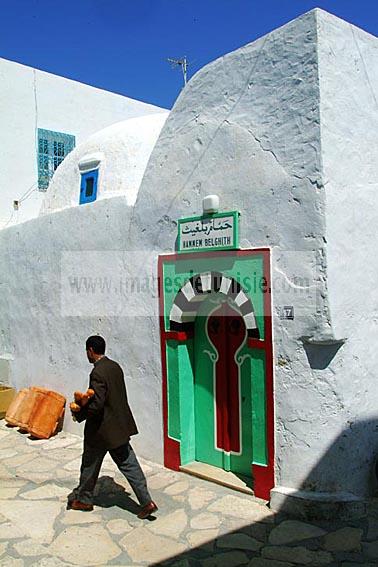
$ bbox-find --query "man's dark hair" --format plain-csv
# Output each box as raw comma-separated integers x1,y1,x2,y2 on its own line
86,335,106,354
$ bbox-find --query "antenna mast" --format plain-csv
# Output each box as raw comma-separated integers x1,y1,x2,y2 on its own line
167,56,188,87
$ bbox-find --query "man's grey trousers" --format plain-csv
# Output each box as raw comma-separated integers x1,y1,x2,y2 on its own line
68,442,152,507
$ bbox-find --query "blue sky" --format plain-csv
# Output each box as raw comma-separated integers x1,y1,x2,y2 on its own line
0,0,377,109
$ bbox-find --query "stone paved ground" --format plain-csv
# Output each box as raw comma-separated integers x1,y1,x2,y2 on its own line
0,420,378,566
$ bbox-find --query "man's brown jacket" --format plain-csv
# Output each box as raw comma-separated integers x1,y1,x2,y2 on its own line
76,356,138,450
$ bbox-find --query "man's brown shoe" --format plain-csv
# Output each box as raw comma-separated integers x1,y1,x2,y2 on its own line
68,500,93,512
137,501,158,519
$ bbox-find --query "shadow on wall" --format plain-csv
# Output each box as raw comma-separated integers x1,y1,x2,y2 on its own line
302,341,345,370
301,340,378,497
298,418,378,499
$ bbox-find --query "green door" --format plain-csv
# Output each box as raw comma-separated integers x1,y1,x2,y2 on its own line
194,295,253,477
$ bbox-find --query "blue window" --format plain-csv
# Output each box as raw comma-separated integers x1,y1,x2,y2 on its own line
37,129,75,191
80,170,99,204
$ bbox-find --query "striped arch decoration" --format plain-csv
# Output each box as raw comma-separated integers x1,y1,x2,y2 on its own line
169,271,260,339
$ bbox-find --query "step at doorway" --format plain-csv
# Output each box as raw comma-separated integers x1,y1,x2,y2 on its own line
180,461,254,496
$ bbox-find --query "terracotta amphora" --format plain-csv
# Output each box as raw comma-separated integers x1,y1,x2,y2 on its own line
28,390,66,439
5,388,30,426
17,387,49,431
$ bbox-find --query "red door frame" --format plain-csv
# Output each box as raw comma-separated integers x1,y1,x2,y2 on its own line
158,248,275,500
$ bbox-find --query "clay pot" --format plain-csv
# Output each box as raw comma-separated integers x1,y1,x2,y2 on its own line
5,388,30,426
28,390,66,439
17,387,49,431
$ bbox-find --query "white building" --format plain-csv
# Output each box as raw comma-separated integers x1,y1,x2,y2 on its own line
0,9,377,519
0,56,168,229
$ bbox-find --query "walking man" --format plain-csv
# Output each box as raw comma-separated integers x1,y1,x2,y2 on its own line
68,335,157,519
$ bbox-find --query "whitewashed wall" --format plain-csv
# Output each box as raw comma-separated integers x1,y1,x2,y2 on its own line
128,8,378,501
0,9,377,506
0,198,164,463
0,57,166,229
40,114,168,215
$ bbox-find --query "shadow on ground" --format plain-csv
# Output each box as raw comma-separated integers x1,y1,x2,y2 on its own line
148,417,378,566
93,475,149,517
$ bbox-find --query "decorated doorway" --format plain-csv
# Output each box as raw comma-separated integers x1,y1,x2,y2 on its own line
194,297,253,477
158,249,274,500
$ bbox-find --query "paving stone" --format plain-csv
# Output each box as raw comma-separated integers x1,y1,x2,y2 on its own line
187,528,218,549
44,449,82,462
55,469,77,480
164,480,190,495
49,525,121,565
32,558,74,567
323,527,362,552
0,558,24,567
18,473,54,484
140,462,153,475
120,527,187,563
102,454,116,470
208,495,275,523
202,551,249,567
218,517,252,536
0,436,19,448
17,457,58,473
248,560,294,567
13,539,50,557
64,458,82,471
0,543,7,556
362,540,378,559
142,457,165,472
20,484,68,500
188,486,216,510
147,471,179,489
21,444,42,453
0,522,26,539
218,533,263,552
61,511,102,525
42,436,80,451
169,560,192,567
106,518,134,535
190,512,221,530
268,520,326,545
0,449,18,459
0,487,20,499
0,430,10,439
2,454,37,468
0,465,9,478
365,518,378,541
243,522,270,543
147,508,187,538
0,480,27,489
26,437,49,446
172,494,186,503
262,545,332,564
0,501,62,543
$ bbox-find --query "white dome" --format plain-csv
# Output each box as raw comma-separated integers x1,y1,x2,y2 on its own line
40,112,168,215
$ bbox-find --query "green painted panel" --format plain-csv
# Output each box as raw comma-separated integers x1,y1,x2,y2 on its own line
251,350,267,465
194,300,223,469
178,340,196,464
166,341,180,441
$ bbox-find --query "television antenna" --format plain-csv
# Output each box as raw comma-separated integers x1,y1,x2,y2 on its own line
167,56,188,87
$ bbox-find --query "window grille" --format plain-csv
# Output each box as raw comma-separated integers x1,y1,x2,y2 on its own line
37,129,75,191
